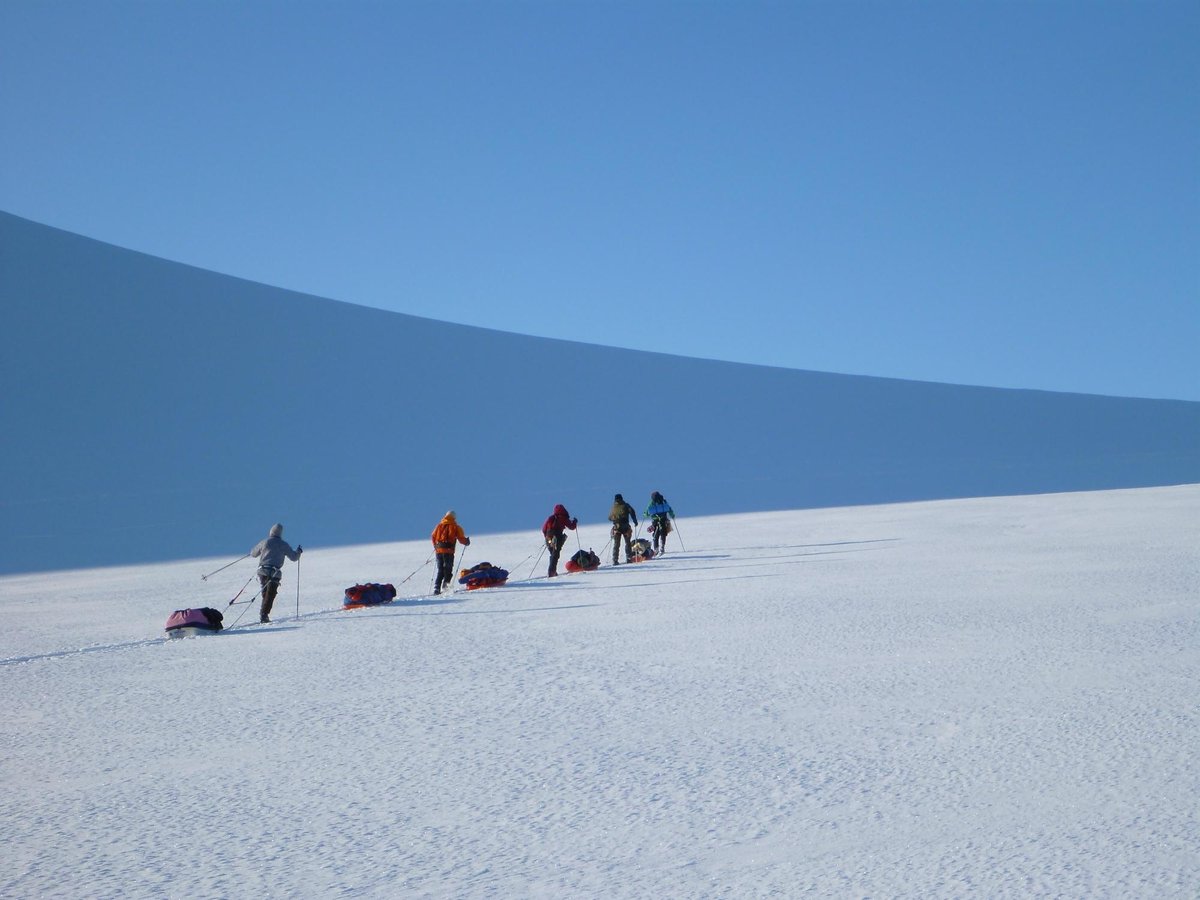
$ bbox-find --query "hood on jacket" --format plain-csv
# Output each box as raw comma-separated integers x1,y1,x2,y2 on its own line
554,504,568,516
269,523,284,537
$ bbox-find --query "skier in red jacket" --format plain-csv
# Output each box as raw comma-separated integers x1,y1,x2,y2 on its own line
542,503,578,577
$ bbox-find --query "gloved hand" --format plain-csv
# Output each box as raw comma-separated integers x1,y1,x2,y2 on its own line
297,545,304,554
570,518,578,528
464,537,471,546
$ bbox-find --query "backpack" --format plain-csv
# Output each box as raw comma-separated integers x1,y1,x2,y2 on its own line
343,583,397,608
629,538,655,561
569,549,601,570
609,501,632,525
458,562,509,590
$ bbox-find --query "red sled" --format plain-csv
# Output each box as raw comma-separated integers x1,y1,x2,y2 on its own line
343,583,397,609
458,563,509,590
564,549,601,573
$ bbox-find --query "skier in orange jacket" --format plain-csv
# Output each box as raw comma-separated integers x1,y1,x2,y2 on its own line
431,510,470,595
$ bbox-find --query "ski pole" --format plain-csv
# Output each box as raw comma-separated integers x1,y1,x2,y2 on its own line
226,572,258,608
398,554,433,586
295,555,301,621
672,518,685,551
451,543,467,592
529,540,547,579
202,553,251,581
226,593,260,629
509,548,536,575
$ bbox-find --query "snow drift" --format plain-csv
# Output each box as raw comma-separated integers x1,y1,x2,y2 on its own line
2,210,1198,574
1,486,1196,896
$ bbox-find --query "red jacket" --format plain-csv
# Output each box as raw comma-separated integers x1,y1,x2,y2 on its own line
542,504,577,536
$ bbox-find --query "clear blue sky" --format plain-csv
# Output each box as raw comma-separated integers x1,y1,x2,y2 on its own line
2,0,1196,400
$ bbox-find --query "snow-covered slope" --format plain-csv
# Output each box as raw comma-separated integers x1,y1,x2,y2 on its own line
2,485,1196,897
3,211,1199,574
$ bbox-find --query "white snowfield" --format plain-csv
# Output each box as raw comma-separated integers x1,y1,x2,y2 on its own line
2,486,1197,899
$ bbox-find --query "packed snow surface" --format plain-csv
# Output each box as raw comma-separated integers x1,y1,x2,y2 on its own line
2,486,1197,898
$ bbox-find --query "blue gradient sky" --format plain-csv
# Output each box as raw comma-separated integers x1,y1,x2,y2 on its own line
2,0,1196,400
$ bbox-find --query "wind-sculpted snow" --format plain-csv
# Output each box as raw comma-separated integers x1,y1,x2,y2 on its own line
2,211,1199,573
1,486,1197,897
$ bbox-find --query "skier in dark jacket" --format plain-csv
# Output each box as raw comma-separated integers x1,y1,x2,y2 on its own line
542,503,578,577
250,523,302,623
644,491,675,555
607,493,638,565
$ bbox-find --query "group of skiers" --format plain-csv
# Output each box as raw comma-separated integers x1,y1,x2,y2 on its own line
603,492,673,565
541,490,679,576
541,491,675,576
247,491,676,620
438,491,677,582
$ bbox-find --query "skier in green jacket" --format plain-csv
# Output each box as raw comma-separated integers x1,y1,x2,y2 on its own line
607,494,638,565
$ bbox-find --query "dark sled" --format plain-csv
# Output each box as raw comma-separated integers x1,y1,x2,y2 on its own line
565,549,601,573
628,538,655,562
458,563,509,590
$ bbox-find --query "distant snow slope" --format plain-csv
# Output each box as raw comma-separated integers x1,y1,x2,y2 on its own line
2,210,1198,574
1,486,1197,898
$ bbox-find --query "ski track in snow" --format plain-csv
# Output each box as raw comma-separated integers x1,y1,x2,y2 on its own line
1,486,1198,898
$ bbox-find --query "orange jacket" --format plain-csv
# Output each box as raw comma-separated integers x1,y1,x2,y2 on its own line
431,515,468,554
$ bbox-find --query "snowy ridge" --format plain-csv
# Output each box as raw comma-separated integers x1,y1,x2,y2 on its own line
2,485,1197,897
3,210,1199,574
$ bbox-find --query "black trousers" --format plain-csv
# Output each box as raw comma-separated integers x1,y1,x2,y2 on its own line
547,531,567,575
611,524,633,563
651,517,672,551
435,553,456,591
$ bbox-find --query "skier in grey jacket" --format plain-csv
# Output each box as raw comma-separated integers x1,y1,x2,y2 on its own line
251,523,302,623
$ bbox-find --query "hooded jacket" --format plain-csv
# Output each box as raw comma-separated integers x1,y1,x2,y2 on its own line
431,513,469,554
542,504,577,537
251,532,301,570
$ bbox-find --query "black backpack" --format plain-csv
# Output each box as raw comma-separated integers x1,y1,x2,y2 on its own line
570,549,600,569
